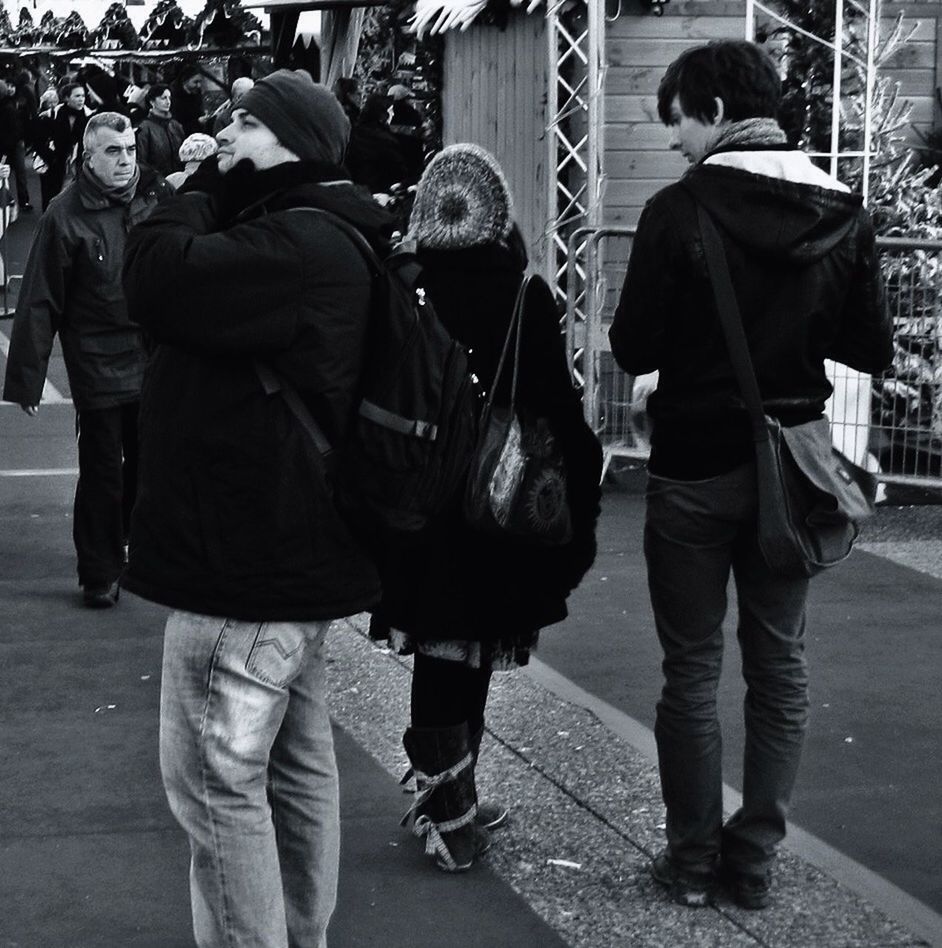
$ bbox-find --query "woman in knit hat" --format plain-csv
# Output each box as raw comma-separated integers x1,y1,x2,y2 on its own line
372,143,603,873
164,131,217,189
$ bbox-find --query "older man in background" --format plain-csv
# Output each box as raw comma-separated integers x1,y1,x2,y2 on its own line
2,111,172,607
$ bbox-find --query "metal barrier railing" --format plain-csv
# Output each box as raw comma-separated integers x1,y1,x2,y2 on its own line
566,227,942,489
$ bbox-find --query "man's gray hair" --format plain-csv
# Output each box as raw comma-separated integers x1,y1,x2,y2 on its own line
83,112,132,150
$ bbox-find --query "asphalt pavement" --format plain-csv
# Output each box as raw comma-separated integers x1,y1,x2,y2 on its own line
1,182,941,947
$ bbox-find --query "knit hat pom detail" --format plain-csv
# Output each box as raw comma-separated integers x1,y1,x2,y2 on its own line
408,143,513,250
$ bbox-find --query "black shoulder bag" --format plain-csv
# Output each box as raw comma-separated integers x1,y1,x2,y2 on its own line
697,204,876,577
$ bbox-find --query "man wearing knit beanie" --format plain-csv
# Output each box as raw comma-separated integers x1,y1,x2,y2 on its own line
217,68,350,169
123,64,392,948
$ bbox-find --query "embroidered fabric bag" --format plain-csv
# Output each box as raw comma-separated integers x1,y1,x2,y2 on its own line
464,275,573,546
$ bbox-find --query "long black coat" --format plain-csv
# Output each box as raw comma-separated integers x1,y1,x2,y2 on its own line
375,242,603,642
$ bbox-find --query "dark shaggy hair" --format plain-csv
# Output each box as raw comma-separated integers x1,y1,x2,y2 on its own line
145,84,171,108
656,40,781,126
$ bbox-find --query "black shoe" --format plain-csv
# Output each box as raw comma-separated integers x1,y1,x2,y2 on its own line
82,582,119,608
650,849,715,908
20,202,32,211
434,823,491,872
475,801,509,831
721,863,772,910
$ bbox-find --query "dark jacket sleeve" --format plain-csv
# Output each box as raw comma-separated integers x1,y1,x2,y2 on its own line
124,194,366,357
826,208,895,374
609,196,678,376
2,212,71,406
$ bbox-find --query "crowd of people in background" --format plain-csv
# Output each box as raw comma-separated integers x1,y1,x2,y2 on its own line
0,61,431,219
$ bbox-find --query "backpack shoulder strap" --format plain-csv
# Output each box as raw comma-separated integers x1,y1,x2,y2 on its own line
285,205,383,276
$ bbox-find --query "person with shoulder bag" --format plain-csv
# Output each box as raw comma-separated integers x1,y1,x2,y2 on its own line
371,143,603,874
609,40,894,912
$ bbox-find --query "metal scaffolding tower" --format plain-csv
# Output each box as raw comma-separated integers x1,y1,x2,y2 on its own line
544,0,604,387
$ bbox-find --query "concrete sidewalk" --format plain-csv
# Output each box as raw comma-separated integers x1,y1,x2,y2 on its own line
0,478,938,947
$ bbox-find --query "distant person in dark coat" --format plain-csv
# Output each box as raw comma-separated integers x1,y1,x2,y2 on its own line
34,82,92,209
372,143,603,874
171,65,205,136
135,84,185,176
345,93,409,196
2,112,173,607
387,83,424,184
0,78,31,208
332,75,361,125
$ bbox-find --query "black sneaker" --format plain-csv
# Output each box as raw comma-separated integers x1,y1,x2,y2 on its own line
722,864,772,910
82,582,119,608
650,850,715,908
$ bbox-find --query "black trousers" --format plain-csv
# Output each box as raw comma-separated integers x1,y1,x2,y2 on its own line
1,141,30,205
73,402,139,588
410,652,493,737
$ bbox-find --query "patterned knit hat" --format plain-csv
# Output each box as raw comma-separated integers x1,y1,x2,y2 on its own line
408,143,513,250
178,132,218,165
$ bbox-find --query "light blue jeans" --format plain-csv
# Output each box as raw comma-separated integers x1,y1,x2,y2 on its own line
159,611,338,948
645,462,810,876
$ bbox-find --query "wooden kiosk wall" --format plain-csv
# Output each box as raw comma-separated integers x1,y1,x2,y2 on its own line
441,14,550,275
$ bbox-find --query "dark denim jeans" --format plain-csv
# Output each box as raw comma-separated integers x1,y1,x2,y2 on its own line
644,462,810,876
73,402,138,588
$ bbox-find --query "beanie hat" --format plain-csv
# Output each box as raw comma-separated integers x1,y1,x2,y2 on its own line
238,69,350,164
178,132,218,164
407,144,513,251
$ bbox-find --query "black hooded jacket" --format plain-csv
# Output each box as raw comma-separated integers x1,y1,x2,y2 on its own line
610,150,894,479
122,161,393,621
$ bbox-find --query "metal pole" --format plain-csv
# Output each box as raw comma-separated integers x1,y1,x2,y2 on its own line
830,0,844,180
587,0,603,231
745,0,755,40
862,0,878,205
545,6,560,292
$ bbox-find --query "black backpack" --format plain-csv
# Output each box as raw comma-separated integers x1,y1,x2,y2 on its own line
258,208,478,534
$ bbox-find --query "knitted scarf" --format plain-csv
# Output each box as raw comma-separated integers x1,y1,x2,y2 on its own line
82,162,140,206
708,118,787,155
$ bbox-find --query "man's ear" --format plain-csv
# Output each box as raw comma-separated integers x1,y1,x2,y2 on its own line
713,97,726,125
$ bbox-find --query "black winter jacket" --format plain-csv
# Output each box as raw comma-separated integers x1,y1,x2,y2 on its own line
35,104,89,175
610,150,894,479
374,243,603,641
2,163,173,410
136,113,185,177
122,162,392,622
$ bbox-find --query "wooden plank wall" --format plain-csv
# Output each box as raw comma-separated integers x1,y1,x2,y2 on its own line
442,14,549,275
603,1,942,228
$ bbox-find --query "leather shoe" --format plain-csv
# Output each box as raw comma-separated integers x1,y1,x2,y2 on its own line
82,583,119,608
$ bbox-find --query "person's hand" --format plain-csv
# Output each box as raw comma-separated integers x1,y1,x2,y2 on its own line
0,164,10,183
630,371,659,409
20,404,38,417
